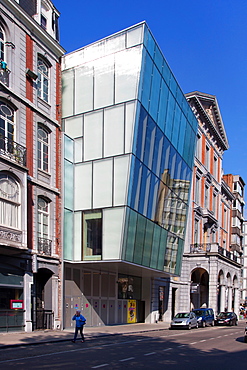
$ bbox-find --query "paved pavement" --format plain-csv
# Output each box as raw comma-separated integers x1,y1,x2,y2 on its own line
0,322,170,349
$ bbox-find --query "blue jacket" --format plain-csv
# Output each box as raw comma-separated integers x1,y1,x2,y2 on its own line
72,314,86,328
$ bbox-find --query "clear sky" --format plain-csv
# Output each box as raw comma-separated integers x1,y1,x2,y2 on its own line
53,0,247,203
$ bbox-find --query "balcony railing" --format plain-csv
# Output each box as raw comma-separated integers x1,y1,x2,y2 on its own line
190,243,211,253
0,66,10,86
38,237,52,256
0,136,26,166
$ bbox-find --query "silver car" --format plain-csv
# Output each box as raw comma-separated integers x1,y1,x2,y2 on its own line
170,312,199,330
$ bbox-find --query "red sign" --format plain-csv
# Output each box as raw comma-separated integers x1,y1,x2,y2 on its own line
10,300,24,309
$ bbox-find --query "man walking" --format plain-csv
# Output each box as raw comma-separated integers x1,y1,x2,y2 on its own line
72,310,86,343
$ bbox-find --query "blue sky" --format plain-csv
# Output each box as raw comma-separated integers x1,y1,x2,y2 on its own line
54,0,247,201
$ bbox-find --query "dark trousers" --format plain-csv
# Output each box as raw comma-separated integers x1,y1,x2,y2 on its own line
73,326,84,341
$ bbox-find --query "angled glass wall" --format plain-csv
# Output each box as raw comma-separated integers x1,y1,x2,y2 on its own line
62,22,197,275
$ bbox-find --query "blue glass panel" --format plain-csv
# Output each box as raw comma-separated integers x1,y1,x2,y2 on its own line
176,86,184,108
150,224,161,269
175,154,182,182
64,160,74,210
138,165,148,214
141,52,153,111
152,127,163,176
157,228,167,270
135,107,148,161
175,238,184,275
64,135,74,162
132,102,141,155
144,27,155,58
144,116,155,168
165,92,175,141
64,209,73,260
130,159,142,211
154,45,163,73
149,65,161,121
124,208,137,262
133,213,146,265
147,173,158,220
162,59,171,85
157,80,169,132
171,103,181,149
127,155,135,207
169,73,177,98
177,113,186,156
142,220,154,267
168,146,176,184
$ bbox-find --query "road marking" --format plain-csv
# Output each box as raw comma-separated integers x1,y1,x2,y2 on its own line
92,364,109,369
119,357,135,362
144,352,156,356
190,342,198,345
199,340,206,342
177,345,185,348
163,348,172,351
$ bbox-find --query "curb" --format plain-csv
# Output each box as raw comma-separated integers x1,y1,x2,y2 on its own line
0,326,169,349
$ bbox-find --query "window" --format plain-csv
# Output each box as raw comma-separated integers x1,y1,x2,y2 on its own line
204,185,209,209
38,197,49,239
83,211,102,260
0,102,14,151
0,26,4,61
41,14,47,30
205,145,210,169
195,175,200,204
0,173,20,229
37,125,49,172
37,57,49,102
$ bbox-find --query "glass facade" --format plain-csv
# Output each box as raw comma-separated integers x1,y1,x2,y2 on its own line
62,22,197,275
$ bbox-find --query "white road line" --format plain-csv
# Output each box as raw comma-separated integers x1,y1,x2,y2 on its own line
163,348,172,351
119,357,135,362
199,340,206,342
177,345,185,348
144,352,156,356
190,342,198,345
91,364,109,369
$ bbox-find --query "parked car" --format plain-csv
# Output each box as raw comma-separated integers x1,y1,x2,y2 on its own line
192,308,215,327
244,323,247,343
170,312,198,330
215,312,238,326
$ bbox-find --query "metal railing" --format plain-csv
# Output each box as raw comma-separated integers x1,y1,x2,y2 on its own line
38,237,52,256
0,136,26,166
35,309,54,330
190,243,211,253
0,67,10,86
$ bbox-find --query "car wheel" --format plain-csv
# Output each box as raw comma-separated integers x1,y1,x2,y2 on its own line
196,322,199,329
229,320,233,326
235,320,238,326
211,320,215,327
202,321,206,328
188,323,191,330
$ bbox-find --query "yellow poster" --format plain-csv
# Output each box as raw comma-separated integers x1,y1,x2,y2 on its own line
127,300,136,323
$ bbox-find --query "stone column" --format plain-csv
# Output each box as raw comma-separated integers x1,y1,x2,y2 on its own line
24,271,33,332
228,287,233,311
220,284,226,312
234,288,239,315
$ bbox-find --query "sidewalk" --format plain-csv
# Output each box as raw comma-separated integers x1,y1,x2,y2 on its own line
0,322,170,349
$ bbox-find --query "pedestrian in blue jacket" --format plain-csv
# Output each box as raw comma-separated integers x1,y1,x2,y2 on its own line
72,310,86,343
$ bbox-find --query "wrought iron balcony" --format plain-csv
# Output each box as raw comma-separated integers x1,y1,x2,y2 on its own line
38,237,52,256
190,243,211,253
0,66,10,86
0,136,26,166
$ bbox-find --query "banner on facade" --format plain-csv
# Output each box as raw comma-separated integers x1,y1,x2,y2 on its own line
127,299,136,323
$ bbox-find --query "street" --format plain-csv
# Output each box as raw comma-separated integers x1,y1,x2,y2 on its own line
0,321,247,369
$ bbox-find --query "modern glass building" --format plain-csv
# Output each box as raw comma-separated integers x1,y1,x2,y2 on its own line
62,22,198,326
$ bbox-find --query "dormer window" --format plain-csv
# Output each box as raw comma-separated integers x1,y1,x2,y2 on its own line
41,14,47,30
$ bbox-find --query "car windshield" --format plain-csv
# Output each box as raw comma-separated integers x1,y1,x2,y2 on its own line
174,313,190,318
193,310,203,316
218,312,230,318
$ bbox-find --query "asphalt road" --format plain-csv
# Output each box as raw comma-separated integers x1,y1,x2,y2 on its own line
0,321,247,369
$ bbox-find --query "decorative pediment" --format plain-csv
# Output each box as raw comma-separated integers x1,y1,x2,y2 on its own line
185,91,229,151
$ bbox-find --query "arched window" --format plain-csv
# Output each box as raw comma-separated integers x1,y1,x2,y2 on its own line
0,173,20,229
0,25,4,61
38,196,49,239
37,124,49,172
0,101,14,151
37,57,49,102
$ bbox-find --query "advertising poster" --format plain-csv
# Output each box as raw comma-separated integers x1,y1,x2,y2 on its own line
127,299,136,323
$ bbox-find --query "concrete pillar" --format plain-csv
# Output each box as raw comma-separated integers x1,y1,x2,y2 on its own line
24,272,33,332
220,284,226,312
52,275,60,330
228,287,233,311
234,288,239,314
